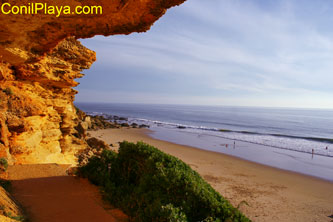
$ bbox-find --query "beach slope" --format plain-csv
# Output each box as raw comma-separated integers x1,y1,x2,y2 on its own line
89,128,333,222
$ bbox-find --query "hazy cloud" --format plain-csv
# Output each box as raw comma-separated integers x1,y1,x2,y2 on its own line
77,0,333,108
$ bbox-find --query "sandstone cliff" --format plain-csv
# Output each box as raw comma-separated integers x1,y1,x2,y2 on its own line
0,186,24,222
0,0,186,164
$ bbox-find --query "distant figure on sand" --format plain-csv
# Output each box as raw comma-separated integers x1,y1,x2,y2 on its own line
312,149,314,158
326,146,328,150
233,141,235,149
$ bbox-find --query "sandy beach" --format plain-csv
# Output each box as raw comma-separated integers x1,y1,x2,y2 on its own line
89,128,333,222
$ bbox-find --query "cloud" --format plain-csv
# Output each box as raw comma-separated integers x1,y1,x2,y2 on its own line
78,0,333,108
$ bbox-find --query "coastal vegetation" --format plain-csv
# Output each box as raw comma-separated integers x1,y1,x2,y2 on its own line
0,158,10,191
0,158,8,173
78,141,250,222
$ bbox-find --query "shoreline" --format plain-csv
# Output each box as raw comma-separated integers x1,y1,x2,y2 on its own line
148,126,333,182
147,129,333,184
89,128,333,222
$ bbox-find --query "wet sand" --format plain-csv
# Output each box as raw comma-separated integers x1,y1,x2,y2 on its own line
90,128,333,222
149,127,333,181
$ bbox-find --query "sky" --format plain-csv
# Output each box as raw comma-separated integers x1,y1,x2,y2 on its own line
76,0,333,109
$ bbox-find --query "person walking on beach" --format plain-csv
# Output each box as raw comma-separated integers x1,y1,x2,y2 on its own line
233,141,235,149
312,149,314,159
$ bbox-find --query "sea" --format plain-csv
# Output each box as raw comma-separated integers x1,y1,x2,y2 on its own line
75,102,333,181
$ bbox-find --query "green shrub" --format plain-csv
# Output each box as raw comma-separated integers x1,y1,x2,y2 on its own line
4,211,26,221
0,179,11,192
79,141,251,222
0,158,8,172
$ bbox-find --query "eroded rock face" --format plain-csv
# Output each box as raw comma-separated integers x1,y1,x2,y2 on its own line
0,185,24,221
0,38,95,164
0,0,185,65
0,0,185,164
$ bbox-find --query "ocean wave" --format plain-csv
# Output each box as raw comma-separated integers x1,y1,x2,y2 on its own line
131,117,333,144
86,113,333,157
130,117,333,157
202,132,333,157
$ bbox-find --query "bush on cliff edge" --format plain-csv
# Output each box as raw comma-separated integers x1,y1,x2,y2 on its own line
78,141,251,222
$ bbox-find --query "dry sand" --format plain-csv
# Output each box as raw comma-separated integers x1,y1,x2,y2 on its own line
7,164,128,222
90,128,333,222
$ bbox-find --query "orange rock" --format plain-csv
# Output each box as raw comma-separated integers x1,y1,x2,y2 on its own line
0,0,186,164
